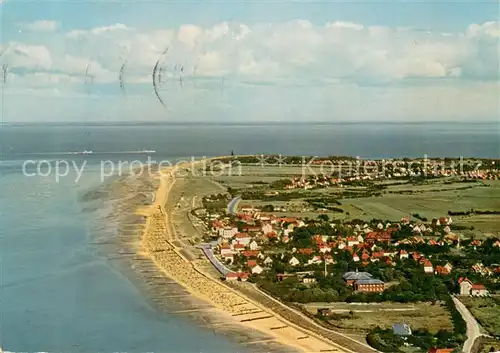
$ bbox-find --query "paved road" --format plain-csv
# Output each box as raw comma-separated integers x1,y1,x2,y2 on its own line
227,195,241,214
200,246,231,276
453,296,482,353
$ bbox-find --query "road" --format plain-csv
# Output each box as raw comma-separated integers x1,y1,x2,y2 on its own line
227,195,241,214
453,296,482,353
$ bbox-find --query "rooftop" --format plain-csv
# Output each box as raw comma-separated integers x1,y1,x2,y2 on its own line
343,271,373,281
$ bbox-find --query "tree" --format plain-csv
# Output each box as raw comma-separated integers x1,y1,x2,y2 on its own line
318,214,330,222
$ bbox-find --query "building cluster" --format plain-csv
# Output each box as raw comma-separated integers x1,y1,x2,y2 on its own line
272,159,500,190
205,204,496,296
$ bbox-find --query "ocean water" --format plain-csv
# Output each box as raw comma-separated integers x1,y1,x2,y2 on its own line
0,122,498,352
0,163,246,352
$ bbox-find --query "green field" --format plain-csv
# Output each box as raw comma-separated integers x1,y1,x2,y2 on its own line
303,302,453,334
210,166,500,235
459,297,500,336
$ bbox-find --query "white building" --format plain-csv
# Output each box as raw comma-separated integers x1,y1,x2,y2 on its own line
289,257,300,267
233,233,251,246
251,265,264,275
263,256,273,266
249,240,260,250
219,227,238,239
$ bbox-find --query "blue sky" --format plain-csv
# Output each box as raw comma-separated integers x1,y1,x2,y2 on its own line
0,0,499,122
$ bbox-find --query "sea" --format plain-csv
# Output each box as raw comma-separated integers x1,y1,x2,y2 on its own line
0,121,498,352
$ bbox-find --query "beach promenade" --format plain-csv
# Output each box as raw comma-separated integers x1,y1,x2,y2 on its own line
135,160,359,353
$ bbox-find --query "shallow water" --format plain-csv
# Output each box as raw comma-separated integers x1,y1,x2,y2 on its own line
0,165,245,352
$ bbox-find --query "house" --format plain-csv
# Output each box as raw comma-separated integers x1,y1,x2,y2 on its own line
318,244,332,253
241,250,260,258
307,256,323,265
459,277,473,295
247,259,258,268
392,323,412,336
400,250,409,260
261,223,273,234
251,265,264,275
298,248,314,255
289,257,300,266
233,243,246,252
354,279,385,292
263,256,273,266
439,217,452,225
352,253,360,262
226,272,249,281
222,253,234,264
219,227,238,239
435,266,451,275
459,278,489,296
249,240,260,250
225,272,240,281
234,233,251,245
471,284,489,296
219,245,233,256
423,260,434,274
428,348,455,353
303,277,317,285
347,236,359,247
343,271,373,286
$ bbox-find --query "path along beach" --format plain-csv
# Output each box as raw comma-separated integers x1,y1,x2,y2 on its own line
134,160,355,353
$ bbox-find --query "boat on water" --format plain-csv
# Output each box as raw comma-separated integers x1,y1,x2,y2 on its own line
79,150,93,155
141,149,156,154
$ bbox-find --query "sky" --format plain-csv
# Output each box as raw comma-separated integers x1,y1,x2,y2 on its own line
0,0,499,122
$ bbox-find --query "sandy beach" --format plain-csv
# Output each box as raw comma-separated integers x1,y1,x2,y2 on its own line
133,160,359,353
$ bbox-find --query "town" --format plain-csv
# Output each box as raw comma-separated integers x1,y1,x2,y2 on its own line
191,156,500,353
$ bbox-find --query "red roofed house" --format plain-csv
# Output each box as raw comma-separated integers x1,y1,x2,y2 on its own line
222,252,234,263
241,250,260,258
242,225,262,233
428,349,455,353
365,231,391,244
435,266,451,275
439,217,452,225
225,272,239,281
459,277,489,296
247,259,258,268
423,260,434,274
400,250,409,260
234,232,251,245
471,284,489,296
319,244,332,253
237,213,253,222
361,251,370,261
219,244,233,256
298,248,314,255
233,243,246,252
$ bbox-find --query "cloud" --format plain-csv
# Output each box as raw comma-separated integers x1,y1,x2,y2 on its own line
19,20,58,32
1,19,498,121
65,23,130,39
2,42,52,69
28,19,492,84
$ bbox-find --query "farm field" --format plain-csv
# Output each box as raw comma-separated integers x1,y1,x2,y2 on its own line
302,302,454,334
459,296,500,336
472,336,500,353
211,164,500,235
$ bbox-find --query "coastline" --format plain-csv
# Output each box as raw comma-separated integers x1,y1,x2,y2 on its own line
135,159,354,353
